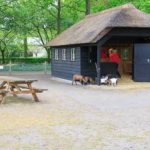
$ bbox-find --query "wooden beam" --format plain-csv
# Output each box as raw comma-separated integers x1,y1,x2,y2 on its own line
110,27,150,37
96,43,101,86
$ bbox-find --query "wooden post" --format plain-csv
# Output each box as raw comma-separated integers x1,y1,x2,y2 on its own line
51,48,53,76
97,44,101,85
27,83,39,102
9,60,12,76
44,61,47,74
89,46,92,63
0,95,4,104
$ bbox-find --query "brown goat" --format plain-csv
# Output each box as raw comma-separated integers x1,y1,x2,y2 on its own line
72,74,86,85
84,76,95,84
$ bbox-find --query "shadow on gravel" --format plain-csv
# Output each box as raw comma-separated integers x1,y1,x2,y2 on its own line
2,96,34,104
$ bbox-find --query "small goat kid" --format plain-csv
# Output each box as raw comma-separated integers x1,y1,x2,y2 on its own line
100,76,109,84
108,78,118,86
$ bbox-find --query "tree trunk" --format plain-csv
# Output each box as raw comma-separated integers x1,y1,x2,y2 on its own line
46,48,51,63
85,0,90,15
104,0,108,6
24,37,28,58
1,50,5,64
57,0,61,34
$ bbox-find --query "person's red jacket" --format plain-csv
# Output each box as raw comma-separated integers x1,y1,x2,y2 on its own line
101,51,107,59
109,53,120,64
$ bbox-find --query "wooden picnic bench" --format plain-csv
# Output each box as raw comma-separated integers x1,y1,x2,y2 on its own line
0,76,47,103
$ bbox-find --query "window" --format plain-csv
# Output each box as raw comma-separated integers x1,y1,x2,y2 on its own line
71,48,76,61
62,49,66,60
121,48,129,60
54,49,59,60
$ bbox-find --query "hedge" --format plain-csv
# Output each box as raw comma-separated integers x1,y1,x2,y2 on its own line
0,57,50,64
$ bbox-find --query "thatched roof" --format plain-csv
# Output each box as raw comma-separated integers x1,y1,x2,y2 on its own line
47,4,150,47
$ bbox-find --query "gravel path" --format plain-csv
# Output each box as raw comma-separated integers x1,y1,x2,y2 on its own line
0,74,150,150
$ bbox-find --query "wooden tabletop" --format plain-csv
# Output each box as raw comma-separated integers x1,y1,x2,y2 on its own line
0,76,37,83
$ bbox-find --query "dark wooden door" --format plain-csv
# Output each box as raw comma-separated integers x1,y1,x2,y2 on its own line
134,43,150,81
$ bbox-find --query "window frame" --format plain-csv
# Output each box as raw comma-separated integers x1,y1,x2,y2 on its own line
71,48,76,61
54,49,59,60
62,48,67,61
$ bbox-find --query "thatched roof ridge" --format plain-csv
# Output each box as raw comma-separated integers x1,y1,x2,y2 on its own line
86,3,133,18
47,3,150,47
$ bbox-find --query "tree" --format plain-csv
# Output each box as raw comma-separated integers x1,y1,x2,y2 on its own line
0,0,18,63
0,30,16,64
0,0,150,64
85,0,91,15
57,0,61,34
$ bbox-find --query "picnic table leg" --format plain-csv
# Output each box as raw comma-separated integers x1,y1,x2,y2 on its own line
27,83,39,102
0,93,6,104
0,96,3,104
6,82,17,97
10,85,17,97
0,81,7,90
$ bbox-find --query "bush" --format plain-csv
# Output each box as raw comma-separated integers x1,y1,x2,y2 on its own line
0,57,50,64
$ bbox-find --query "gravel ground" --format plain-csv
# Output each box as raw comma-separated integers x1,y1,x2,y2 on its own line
0,74,150,150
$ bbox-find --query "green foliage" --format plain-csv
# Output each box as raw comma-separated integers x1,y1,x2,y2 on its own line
0,0,150,64
90,0,150,13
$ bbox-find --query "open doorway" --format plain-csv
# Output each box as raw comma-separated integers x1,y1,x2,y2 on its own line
100,44,133,78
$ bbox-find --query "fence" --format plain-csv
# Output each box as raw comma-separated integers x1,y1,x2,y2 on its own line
0,61,51,75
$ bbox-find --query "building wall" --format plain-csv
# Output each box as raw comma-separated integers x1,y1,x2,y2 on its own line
51,47,81,80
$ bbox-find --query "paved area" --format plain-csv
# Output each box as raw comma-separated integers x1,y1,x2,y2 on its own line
0,74,150,150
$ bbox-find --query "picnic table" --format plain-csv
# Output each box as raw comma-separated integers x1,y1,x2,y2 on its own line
0,76,47,103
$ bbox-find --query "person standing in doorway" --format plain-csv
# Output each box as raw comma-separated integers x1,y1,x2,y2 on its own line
109,48,121,77
109,48,120,64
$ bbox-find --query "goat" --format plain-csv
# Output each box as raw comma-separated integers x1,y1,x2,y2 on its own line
108,78,118,86
100,76,109,84
107,74,119,86
72,74,86,85
84,76,95,84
